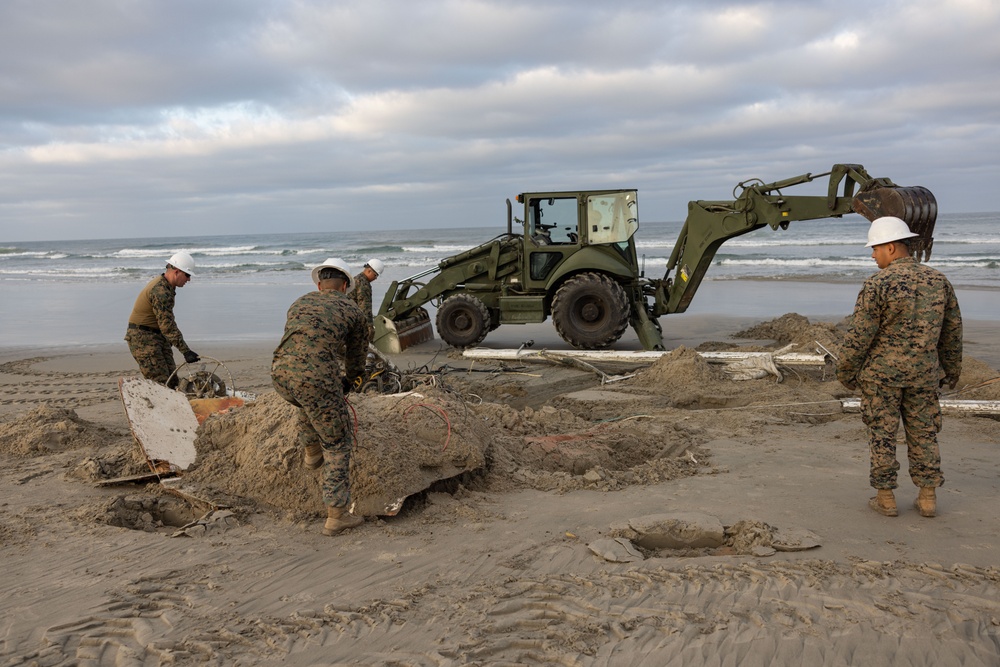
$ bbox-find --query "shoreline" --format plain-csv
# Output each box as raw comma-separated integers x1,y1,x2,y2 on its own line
2,276,997,349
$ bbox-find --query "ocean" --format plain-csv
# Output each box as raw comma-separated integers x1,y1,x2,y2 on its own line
1,212,997,350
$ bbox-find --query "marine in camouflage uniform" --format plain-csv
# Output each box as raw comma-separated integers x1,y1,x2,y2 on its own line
125,270,198,386
271,274,370,512
350,269,375,340
838,240,962,502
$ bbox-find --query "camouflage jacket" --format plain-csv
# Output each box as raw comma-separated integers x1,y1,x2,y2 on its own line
350,272,375,335
127,274,192,354
271,288,370,386
838,256,962,388
350,273,374,319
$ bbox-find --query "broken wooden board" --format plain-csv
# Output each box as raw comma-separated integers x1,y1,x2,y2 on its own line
95,471,177,487
119,376,199,472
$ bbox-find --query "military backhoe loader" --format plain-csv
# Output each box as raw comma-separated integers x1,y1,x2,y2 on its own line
373,163,937,354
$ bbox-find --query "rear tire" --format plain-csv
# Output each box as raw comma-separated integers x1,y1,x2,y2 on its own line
552,273,629,349
436,294,490,348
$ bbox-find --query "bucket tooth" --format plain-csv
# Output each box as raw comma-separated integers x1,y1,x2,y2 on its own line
853,185,938,261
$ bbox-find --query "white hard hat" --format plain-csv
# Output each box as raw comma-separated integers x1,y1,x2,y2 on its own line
311,257,354,291
167,251,196,276
365,258,384,276
866,216,919,247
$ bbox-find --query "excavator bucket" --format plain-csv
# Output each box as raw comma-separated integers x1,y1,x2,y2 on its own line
373,307,434,354
852,185,938,261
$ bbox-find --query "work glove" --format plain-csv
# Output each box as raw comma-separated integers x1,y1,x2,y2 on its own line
341,377,353,395
183,350,200,364
939,376,959,390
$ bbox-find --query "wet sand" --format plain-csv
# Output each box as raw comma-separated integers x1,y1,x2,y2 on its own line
1,313,999,665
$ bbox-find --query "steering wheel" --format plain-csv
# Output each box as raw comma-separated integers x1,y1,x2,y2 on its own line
166,356,234,398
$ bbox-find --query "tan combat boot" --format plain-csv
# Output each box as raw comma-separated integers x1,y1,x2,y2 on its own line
869,489,898,517
322,506,364,536
303,443,323,469
915,487,936,518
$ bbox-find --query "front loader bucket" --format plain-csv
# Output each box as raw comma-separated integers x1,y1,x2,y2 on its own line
373,307,434,355
852,185,938,261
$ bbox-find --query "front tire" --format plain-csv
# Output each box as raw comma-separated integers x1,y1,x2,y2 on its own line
551,273,629,349
436,294,490,348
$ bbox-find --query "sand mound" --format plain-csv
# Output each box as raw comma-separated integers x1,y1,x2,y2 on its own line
952,356,1000,400
0,405,114,457
734,312,843,351
188,389,490,519
629,346,725,391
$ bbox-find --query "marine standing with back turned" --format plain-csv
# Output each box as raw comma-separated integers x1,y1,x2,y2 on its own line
125,251,200,387
272,258,371,536
837,216,963,519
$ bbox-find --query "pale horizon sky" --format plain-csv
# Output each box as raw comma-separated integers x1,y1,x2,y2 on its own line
2,0,999,242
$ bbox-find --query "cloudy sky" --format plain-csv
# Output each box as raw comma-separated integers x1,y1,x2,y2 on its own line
2,0,998,242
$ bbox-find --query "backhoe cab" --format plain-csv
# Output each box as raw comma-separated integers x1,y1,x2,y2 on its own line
373,164,937,354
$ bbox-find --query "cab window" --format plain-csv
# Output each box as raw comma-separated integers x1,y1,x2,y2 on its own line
528,197,580,245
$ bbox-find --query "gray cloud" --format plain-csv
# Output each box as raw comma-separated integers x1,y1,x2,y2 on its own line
1,0,998,241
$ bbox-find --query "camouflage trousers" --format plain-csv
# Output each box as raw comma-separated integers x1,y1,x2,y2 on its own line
125,329,177,386
271,371,354,508
860,382,943,490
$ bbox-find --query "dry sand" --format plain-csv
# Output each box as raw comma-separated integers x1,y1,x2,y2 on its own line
1,313,999,666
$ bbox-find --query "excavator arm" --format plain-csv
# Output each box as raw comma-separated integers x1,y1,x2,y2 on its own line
650,164,937,316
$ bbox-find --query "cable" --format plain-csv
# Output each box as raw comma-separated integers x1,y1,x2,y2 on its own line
344,395,359,439
402,402,453,451
687,399,842,413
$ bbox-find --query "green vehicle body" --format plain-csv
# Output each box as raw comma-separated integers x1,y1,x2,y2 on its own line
374,164,937,354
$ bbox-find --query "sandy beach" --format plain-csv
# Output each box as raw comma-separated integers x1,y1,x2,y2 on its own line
2,312,999,666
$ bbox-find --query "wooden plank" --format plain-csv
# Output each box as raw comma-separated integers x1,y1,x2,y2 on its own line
462,348,828,366
841,398,1000,414
95,471,176,487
